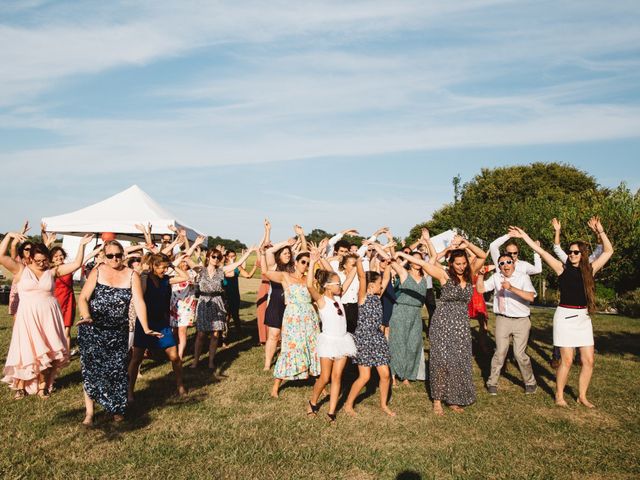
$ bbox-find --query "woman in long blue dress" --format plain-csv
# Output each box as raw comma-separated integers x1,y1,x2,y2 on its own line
77,241,162,425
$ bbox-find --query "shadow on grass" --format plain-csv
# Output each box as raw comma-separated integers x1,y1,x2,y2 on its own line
396,471,422,480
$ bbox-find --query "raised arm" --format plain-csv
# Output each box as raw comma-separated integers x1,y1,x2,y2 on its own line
340,263,358,296
306,249,324,304
294,225,308,253
0,232,26,274
589,217,613,275
223,246,256,273
55,234,93,276
489,234,510,265
356,254,367,304
395,251,448,283
508,227,564,275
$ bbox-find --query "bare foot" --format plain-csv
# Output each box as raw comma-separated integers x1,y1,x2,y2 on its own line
555,398,569,408
577,397,595,409
344,406,357,417
381,406,396,417
13,389,26,400
82,415,93,426
177,386,187,397
263,366,270,372
270,386,279,398
433,403,444,416
112,414,125,423
37,389,50,399
189,363,198,369
449,405,464,413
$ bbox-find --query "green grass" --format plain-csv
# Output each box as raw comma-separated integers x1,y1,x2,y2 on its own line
0,290,639,479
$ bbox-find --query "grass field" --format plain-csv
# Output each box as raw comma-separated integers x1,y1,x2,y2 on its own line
0,279,639,480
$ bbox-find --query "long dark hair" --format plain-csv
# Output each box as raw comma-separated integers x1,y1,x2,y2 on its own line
569,241,596,314
275,246,295,273
447,249,472,285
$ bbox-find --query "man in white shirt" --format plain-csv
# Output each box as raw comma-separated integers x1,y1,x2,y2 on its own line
489,233,542,275
477,254,538,395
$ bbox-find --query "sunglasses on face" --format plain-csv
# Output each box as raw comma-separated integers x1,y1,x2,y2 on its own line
105,253,124,260
210,255,222,260
23,247,32,252
299,260,309,265
33,258,48,264
333,301,344,316
568,250,581,255
498,260,514,266
506,251,519,256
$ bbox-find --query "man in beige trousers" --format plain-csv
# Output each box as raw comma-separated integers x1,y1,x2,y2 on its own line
477,253,538,395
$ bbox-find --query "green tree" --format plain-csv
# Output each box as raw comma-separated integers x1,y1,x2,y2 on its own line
407,162,639,293
207,236,247,252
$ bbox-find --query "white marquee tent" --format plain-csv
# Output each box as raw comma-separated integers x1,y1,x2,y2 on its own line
42,184,205,241
42,185,206,279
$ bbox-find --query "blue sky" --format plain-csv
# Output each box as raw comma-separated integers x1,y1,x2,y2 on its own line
1,1,639,243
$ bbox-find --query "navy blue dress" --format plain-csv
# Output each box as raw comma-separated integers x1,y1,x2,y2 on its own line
134,275,177,350
78,270,132,415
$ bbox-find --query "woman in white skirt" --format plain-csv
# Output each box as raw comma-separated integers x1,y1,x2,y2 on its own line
305,247,357,422
509,220,613,408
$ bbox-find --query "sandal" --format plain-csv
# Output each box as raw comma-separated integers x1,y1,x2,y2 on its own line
327,413,337,423
307,401,320,415
14,389,26,400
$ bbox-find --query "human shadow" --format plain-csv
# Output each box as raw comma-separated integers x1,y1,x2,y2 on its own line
396,471,422,480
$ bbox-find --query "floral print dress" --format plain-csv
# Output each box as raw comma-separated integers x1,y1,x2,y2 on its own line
273,283,320,380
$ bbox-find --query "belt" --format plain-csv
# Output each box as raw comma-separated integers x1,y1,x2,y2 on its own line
496,313,529,319
559,304,586,309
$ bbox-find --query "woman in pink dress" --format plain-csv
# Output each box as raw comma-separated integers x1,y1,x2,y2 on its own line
1,232,92,398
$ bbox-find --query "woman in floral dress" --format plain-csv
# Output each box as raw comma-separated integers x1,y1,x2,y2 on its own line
260,251,320,398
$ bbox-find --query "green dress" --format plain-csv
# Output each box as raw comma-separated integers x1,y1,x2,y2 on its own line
389,274,427,381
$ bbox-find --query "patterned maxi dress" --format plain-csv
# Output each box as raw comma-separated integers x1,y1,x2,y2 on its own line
78,271,132,415
388,275,427,381
429,280,476,406
273,283,320,380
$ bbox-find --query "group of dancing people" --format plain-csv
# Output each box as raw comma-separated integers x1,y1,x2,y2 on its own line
0,215,613,423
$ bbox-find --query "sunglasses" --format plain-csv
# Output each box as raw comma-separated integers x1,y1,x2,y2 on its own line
210,255,223,260
299,259,309,265
506,251,519,256
568,250,581,255
325,281,342,286
32,258,48,264
498,260,514,266
333,301,344,316
23,247,32,252
105,253,124,260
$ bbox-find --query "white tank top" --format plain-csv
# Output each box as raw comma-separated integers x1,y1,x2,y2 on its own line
318,296,347,337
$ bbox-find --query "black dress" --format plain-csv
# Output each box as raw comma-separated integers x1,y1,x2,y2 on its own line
78,273,132,415
264,281,286,329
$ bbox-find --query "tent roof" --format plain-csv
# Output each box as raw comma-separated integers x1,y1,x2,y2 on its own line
42,185,205,241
